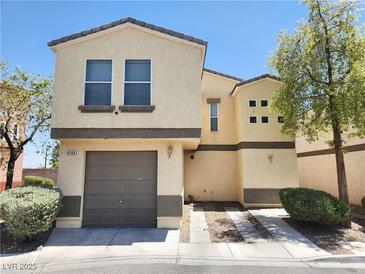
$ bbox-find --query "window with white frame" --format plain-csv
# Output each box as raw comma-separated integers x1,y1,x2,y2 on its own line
84,60,112,106
124,60,151,105
210,103,218,131
12,124,18,140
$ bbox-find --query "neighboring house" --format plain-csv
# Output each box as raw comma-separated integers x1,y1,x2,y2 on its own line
22,168,58,184
0,119,24,191
296,136,364,206
49,17,298,229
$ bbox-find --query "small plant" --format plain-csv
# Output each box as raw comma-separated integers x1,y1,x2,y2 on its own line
279,188,351,225
0,186,62,241
361,196,365,209
23,176,54,188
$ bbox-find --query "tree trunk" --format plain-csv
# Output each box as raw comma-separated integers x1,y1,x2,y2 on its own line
332,124,351,228
5,155,16,190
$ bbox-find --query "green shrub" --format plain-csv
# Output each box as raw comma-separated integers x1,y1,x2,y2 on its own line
23,176,54,188
361,196,365,208
0,186,62,241
279,187,351,225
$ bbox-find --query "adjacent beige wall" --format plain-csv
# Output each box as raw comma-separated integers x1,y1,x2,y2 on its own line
201,72,239,144
57,139,184,228
52,24,203,129
233,79,293,142
184,151,239,201
297,135,365,206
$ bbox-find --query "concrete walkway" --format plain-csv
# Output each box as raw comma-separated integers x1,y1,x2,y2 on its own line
225,207,267,243
249,208,329,258
189,206,211,243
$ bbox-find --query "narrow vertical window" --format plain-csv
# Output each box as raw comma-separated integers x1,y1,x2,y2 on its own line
210,103,218,131
0,122,4,139
84,60,112,105
124,60,151,105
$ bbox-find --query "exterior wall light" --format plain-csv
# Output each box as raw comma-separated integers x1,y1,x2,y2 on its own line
167,145,173,158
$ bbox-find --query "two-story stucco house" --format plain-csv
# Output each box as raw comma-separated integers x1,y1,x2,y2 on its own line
49,17,299,229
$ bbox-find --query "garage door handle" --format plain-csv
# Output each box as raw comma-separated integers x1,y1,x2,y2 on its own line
137,178,142,181
119,200,124,204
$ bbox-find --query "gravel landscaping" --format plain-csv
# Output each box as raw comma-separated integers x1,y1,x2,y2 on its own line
0,222,53,254
179,202,191,243
282,217,365,255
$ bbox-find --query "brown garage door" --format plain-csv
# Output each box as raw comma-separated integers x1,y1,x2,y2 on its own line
83,151,157,227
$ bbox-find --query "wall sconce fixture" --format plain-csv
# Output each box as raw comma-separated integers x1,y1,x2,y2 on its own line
268,154,273,163
167,145,173,158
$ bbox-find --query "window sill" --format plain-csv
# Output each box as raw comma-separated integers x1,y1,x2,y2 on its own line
78,105,115,113
119,105,155,112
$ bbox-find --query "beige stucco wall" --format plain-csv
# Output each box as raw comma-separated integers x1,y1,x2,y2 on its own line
233,79,293,142
200,72,239,144
184,151,239,201
57,139,184,228
241,149,299,189
52,24,204,129
296,135,365,206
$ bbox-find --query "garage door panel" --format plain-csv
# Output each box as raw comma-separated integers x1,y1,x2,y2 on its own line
83,151,157,227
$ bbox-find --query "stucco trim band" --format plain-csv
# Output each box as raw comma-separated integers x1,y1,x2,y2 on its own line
197,142,295,151
297,143,365,158
119,105,155,112
51,128,201,139
78,105,116,113
157,195,182,217
244,188,281,204
58,196,81,217
206,98,221,104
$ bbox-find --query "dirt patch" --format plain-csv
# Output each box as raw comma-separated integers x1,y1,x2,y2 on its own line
283,217,365,255
199,202,243,243
1,223,53,254
179,202,191,243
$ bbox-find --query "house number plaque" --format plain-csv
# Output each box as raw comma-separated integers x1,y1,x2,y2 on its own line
67,149,77,156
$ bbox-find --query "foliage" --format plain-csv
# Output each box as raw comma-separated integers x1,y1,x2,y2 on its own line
270,0,365,141
0,61,53,188
49,141,60,169
23,176,54,188
361,196,365,209
279,188,351,225
0,186,62,241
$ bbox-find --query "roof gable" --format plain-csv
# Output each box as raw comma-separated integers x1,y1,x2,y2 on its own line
230,74,281,96
48,17,208,48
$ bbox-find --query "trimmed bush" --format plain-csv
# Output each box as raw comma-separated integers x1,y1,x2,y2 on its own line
0,186,62,241
23,176,54,188
362,196,365,209
279,187,351,225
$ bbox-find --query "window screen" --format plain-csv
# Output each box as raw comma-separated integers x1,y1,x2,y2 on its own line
84,60,112,105
249,100,256,107
210,103,218,131
261,116,269,123
261,100,268,107
124,60,151,105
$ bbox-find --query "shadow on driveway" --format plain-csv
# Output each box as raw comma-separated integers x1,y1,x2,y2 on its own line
45,228,178,246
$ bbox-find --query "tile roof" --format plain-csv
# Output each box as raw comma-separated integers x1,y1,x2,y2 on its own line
230,74,281,95
48,17,208,47
203,68,243,82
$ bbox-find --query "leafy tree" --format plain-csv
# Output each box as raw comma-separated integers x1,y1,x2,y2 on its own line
270,0,365,226
49,141,60,169
0,62,53,189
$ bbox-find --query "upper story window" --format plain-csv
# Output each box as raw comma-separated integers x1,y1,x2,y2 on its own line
0,122,4,140
85,60,112,106
124,60,151,106
250,116,257,123
210,103,218,131
261,100,268,107
278,116,284,123
12,124,18,140
249,100,256,107
261,116,269,123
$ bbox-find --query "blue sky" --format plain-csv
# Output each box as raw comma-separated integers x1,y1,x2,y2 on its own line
1,1,309,167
